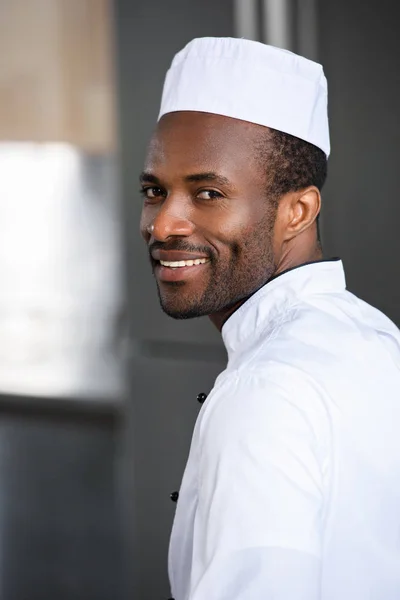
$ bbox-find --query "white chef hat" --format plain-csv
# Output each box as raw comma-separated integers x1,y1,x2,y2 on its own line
158,37,330,157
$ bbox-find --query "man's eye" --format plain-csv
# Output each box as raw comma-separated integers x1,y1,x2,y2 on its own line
197,189,223,200
141,186,164,199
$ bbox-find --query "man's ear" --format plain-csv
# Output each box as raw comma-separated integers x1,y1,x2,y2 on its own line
280,186,321,241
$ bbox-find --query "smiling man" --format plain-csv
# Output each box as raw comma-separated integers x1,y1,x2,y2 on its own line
140,38,400,600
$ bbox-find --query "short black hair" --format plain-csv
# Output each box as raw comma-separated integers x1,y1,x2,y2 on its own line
255,127,327,242
256,127,328,204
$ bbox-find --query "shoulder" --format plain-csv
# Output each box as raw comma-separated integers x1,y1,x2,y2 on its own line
241,290,399,383
202,362,331,455
202,297,354,449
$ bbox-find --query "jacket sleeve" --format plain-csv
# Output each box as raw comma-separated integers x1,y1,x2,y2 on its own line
189,368,330,600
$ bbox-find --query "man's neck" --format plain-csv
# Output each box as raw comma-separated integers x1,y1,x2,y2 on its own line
209,244,323,332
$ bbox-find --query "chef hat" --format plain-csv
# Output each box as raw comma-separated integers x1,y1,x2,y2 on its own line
158,37,330,157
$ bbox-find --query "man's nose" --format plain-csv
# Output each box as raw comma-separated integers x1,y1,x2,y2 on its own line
151,200,195,241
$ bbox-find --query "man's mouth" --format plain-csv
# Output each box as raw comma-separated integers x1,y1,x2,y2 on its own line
154,256,210,283
159,258,209,268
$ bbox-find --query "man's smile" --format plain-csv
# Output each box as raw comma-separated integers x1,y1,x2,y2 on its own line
159,258,209,267
154,257,210,282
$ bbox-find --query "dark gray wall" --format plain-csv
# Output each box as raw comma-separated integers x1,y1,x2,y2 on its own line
115,0,233,345
319,0,400,324
0,401,123,600
114,2,234,598
115,1,400,599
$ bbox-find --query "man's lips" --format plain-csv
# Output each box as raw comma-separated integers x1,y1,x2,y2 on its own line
151,249,210,262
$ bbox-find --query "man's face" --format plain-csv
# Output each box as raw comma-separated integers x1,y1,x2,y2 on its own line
140,111,279,320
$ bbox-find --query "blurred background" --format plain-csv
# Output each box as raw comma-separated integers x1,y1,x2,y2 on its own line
0,0,398,598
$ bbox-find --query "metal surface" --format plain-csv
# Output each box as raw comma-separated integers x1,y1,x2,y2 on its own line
0,143,125,400
262,0,293,50
233,0,259,40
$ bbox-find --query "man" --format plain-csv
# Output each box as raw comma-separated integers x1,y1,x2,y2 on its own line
140,37,400,600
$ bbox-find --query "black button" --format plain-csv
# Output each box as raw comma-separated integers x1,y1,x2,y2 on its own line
170,491,179,503
197,392,208,404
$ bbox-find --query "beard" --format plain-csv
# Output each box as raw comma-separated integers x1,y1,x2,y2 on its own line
150,212,277,320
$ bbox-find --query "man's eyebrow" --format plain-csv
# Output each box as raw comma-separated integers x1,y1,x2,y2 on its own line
139,171,161,185
184,172,232,187
139,171,233,188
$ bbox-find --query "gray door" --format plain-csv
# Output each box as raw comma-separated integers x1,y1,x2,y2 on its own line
114,1,234,597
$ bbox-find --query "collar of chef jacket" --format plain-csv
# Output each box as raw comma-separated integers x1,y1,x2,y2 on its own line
222,259,346,361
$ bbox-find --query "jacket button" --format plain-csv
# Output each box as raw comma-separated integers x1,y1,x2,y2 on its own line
197,392,208,404
170,491,179,503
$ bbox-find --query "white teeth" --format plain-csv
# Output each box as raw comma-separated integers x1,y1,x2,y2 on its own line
160,258,208,268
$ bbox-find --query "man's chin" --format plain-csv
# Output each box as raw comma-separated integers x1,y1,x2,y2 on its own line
160,302,206,320
158,293,209,320
156,283,208,319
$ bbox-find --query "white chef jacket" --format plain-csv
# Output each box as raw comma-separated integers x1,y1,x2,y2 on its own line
168,259,400,600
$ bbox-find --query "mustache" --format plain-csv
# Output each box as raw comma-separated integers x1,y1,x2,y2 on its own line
148,240,214,259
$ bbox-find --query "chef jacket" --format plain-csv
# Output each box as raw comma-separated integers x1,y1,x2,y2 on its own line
168,259,400,600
